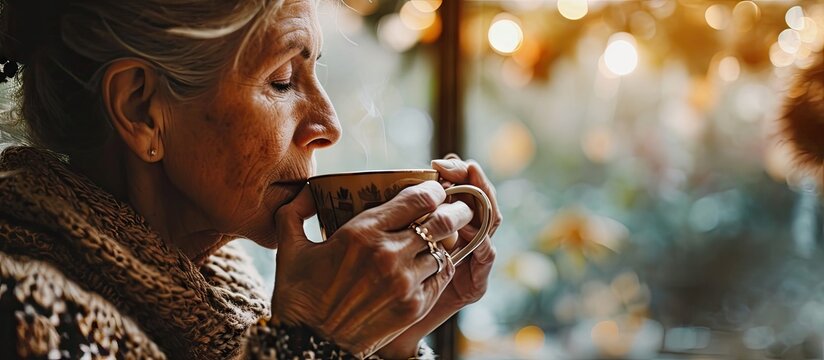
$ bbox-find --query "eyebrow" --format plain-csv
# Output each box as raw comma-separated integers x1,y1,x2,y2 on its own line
285,40,321,60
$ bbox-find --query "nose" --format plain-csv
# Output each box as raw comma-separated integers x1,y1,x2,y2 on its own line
295,80,342,150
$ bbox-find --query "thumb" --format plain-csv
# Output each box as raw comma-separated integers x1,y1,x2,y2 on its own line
274,185,316,240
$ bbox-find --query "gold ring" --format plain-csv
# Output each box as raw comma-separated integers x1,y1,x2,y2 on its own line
409,222,433,242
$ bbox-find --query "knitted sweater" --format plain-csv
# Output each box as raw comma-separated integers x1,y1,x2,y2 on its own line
0,146,409,359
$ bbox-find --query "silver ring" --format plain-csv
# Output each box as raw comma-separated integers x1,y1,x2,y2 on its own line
430,249,444,275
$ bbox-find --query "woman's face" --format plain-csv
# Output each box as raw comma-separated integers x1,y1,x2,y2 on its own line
160,0,339,247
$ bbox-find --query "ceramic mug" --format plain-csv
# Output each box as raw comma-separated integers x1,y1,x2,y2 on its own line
308,169,492,266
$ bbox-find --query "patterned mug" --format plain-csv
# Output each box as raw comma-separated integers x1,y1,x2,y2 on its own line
308,169,493,266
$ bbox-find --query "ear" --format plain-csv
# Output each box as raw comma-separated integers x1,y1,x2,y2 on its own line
102,59,166,163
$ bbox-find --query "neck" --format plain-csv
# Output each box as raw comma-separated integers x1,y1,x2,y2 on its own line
69,140,225,264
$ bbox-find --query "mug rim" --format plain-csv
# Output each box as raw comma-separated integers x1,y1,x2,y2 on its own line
309,169,437,181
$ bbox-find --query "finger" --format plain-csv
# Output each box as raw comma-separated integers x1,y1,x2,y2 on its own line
363,180,446,230
432,159,502,234
336,242,455,333
407,201,473,243
441,231,459,251
325,273,393,334
273,185,315,230
350,256,456,355
321,243,365,307
420,246,455,296
330,265,419,336
325,233,420,332
361,249,454,332
330,278,405,337
468,238,496,285
461,230,495,265
412,244,451,282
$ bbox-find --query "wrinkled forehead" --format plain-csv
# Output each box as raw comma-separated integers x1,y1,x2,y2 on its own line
238,0,321,73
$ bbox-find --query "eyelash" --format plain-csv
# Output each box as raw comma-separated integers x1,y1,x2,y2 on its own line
271,81,293,93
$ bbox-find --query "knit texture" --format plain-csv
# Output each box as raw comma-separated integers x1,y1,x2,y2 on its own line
0,146,267,359
0,146,436,360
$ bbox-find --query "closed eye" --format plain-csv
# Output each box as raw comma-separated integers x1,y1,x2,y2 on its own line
271,81,293,92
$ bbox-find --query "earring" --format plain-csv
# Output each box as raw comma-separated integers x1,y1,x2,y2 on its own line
149,148,157,157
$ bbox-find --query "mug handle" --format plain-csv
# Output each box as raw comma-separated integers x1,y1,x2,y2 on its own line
443,184,493,266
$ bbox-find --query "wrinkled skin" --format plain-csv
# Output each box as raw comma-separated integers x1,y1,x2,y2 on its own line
272,156,502,357
93,0,501,357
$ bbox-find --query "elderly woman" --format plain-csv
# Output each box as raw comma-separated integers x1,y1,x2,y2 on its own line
0,0,501,359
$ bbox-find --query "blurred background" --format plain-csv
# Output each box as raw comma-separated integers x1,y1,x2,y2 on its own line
304,0,824,359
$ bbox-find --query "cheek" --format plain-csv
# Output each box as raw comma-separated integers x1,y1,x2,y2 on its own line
163,94,294,230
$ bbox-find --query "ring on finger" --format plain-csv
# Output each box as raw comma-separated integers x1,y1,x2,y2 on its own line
430,248,445,275
409,222,433,242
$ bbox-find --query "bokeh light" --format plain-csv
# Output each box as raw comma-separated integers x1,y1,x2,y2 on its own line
769,42,795,67
557,0,588,21
799,17,819,44
399,1,436,31
459,305,500,342
732,1,760,32
630,11,657,40
377,14,419,52
341,0,379,16
514,325,545,355
409,0,442,13
718,56,740,82
314,2,824,359
786,6,805,30
581,126,615,163
488,119,536,176
778,29,801,54
705,4,730,30
505,251,557,291
488,16,524,54
602,33,639,76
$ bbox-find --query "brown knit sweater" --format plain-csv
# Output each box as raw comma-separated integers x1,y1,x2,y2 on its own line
0,146,401,359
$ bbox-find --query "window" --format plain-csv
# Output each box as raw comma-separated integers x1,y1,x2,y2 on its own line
314,1,824,358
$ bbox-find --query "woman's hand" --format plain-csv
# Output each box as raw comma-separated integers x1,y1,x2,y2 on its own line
378,156,502,358
271,180,475,357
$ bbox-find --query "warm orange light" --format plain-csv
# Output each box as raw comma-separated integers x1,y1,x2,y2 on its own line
557,0,588,21
488,119,535,175
718,56,740,82
377,14,419,52
769,42,794,67
409,0,442,13
514,325,545,354
732,1,760,32
488,16,523,54
399,1,436,31
705,4,730,30
603,33,638,76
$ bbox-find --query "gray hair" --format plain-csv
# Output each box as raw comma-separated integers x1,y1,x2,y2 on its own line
0,0,284,154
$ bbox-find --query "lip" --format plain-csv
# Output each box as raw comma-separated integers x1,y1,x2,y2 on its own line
308,169,437,180
267,180,308,203
272,179,309,186
270,179,308,193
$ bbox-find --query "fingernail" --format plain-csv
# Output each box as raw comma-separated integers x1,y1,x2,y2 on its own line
432,159,456,170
